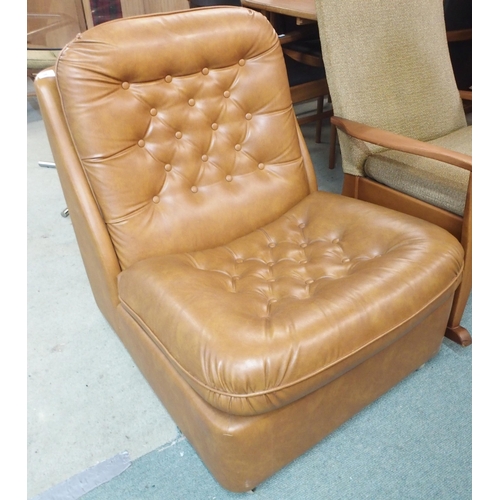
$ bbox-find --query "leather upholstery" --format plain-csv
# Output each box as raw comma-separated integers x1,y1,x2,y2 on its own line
36,7,465,492
119,191,462,416
56,7,314,269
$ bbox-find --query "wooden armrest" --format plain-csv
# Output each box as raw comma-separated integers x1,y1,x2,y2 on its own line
331,116,472,172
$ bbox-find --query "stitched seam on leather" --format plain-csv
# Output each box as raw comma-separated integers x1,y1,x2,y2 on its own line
118,271,461,399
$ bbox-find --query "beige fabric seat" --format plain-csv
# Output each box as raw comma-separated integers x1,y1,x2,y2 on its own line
28,49,59,72
365,126,471,216
315,0,472,346
35,7,464,492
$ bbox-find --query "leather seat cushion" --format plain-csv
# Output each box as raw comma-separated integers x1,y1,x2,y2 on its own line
118,191,463,417
365,125,471,216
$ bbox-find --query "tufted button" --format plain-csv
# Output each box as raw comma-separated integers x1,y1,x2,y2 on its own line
235,144,241,151
175,131,182,139
300,242,308,248
188,98,195,106
238,59,245,66
211,123,218,130
202,68,209,75
121,82,130,90
299,223,306,229
152,196,160,204
267,278,276,282
165,75,172,83
138,139,145,147
268,262,275,267
165,164,172,171
150,108,157,116
342,257,351,263
235,258,244,264
201,155,208,162
269,242,276,248
300,259,308,264
223,90,230,98
333,238,340,244
305,279,314,285
245,113,252,120
258,163,265,170
225,175,233,182
191,186,198,193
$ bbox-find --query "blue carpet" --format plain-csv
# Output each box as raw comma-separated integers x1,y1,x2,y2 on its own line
82,297,471,500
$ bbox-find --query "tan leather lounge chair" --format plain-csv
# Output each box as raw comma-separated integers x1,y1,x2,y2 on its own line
315,0,472,346
35,7,464,492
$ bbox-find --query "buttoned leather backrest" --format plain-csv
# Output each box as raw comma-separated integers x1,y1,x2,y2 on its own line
55,7,315,269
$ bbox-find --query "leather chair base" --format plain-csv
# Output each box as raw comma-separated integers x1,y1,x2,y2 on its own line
114,294,453,492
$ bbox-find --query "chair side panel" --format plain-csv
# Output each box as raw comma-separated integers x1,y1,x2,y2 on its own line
35,70,122,327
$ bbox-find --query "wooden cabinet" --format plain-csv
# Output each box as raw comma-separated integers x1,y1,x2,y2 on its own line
82,0,189,28
28,0,87,48
28,0,190,44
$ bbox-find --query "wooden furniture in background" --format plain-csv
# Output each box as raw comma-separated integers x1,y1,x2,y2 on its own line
28,0,87,98
81,0,189,27
242,0,316,21
28,0,87,49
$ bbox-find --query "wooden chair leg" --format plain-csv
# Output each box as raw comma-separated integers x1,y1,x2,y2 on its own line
445,178,472,347
445,248,472,346
329,122,337,170
315,96,324,143
445,291,472,346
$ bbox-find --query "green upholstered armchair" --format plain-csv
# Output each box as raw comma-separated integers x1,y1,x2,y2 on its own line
315,0,472,346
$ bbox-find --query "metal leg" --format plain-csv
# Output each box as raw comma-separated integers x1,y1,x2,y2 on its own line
38,161,68,217
39,161,56,168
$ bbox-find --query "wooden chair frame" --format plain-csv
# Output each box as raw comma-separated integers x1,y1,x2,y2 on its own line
332,116,472,347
